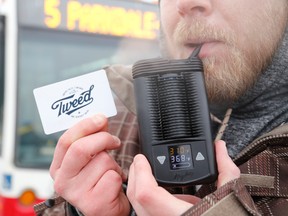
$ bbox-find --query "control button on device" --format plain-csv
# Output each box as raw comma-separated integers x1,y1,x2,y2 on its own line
196,152,205,161
157,156,166,165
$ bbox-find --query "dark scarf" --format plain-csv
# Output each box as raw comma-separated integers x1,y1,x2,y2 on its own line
212,24,288,158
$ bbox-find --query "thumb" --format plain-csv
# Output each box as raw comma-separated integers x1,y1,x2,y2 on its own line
215,140,240,188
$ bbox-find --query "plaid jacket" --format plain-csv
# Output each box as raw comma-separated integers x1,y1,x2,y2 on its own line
34,65,288,216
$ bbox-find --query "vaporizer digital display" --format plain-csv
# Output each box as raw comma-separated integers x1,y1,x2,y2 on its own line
168,145,193,170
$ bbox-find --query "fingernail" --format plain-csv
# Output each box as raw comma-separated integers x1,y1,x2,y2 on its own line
112,135,121,145
91,113,106,125
216,140,226,146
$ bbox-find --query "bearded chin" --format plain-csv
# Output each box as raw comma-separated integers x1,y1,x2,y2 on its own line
202,46,260,104
160,38,259,104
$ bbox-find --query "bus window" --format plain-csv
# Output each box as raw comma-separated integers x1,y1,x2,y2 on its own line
0,16,5,156
16,28,159,168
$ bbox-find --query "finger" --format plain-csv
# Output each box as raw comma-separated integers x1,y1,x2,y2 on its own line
215,140,240,188
128,154,193,216
53,151,124,203
50,114,108,178
73,151,125,191
128,154,158,194
127,154,155,215
59,132,121,178
89,170,130,216
65,170,130,216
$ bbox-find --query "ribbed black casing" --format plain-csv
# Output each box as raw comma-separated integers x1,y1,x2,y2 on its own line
132,57,217,186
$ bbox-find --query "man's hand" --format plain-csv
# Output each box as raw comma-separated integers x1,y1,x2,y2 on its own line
50,114,130,216
127,140,240,216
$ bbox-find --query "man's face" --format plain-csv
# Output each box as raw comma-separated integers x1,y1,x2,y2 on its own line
159,0,288,103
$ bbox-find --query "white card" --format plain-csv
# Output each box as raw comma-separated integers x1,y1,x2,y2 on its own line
33,69,117,134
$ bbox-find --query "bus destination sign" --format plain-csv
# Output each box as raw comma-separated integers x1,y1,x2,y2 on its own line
18,0,160,40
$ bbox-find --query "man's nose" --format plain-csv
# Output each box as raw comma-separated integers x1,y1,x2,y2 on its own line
177,0,213,17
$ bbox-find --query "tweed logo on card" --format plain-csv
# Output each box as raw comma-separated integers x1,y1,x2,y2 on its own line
51,85,94,118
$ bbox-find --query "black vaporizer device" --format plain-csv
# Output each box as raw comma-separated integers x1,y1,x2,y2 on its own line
132,47,217,186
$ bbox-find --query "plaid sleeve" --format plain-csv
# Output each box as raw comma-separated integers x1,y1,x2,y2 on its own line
108,93,140,177
105,65,140,176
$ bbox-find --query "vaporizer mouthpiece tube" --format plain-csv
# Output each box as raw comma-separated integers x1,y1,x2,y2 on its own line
132,51,217,186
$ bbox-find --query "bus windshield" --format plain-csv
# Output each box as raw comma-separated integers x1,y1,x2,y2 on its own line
16,28,159,168
0,16,5,156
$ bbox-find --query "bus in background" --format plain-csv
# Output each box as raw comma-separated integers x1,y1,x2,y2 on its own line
0,0,160,215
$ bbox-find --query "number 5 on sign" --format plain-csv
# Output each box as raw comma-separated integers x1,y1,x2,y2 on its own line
44,0,61,28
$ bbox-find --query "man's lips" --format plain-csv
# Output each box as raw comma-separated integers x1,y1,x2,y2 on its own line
184,40,224,58
184,39,222,47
